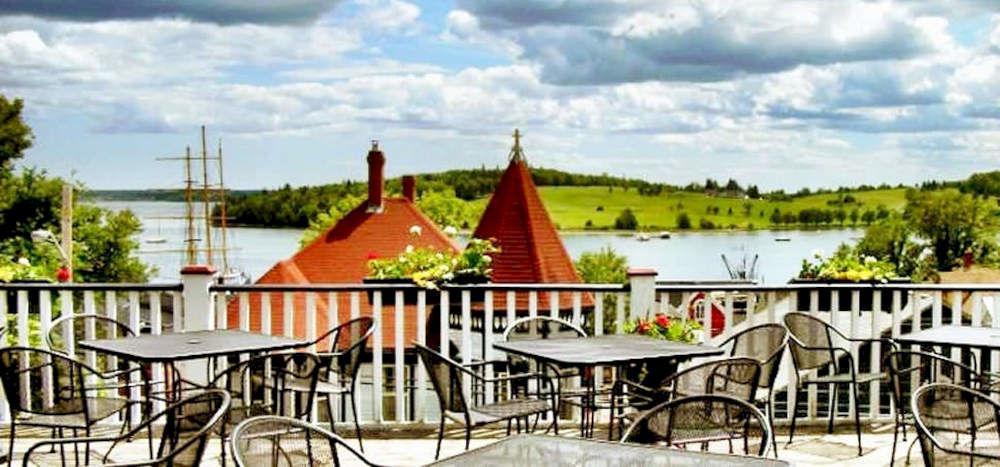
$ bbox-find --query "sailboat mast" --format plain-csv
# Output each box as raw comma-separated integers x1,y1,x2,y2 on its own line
183,146,197,264
201,125,214,266
217,138,230,272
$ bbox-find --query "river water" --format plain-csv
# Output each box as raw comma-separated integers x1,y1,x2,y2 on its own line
99,201,861,284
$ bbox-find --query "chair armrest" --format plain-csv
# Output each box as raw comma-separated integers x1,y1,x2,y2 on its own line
614,378,659,396
463,359,507,369
23,436,120,466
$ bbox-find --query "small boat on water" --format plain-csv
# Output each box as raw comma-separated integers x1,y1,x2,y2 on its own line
144,237,167,244
774,236,792,242
657,231,671,239
634,233,651,242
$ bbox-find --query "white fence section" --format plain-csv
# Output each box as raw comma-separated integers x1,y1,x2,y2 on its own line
1,278,999,428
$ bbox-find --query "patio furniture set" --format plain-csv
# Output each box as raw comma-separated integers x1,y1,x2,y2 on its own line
0,311,997,466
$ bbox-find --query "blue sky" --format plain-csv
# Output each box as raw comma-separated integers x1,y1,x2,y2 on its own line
1,0,999,190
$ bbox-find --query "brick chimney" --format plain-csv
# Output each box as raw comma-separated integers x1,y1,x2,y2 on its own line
366,140,385,213
402,175,416,202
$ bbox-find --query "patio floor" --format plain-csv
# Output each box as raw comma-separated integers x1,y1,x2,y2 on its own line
1,423,935,466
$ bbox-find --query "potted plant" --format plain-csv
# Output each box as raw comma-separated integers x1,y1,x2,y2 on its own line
621,313,703,386
366,246,453,305
448,238,500,301
791,248,909,311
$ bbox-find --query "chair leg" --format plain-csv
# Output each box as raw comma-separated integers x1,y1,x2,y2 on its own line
788,380,800,446
464,425,471,450
325,396,337,434
851,382,862,456
6,419,14,467
766,387,778,457
889,420,900,467
349,392,364,453
435,417,445,460
827,383,836,434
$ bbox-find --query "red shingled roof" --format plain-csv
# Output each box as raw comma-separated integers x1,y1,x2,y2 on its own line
228,197,459,350
473,157,582,285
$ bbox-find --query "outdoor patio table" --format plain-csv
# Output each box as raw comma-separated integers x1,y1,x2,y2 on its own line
428,434,789,466
895,325,1000,350
79,329,308,455
493,334,723,436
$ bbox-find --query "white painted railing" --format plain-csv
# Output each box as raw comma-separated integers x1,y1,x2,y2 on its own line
3,279,1000,430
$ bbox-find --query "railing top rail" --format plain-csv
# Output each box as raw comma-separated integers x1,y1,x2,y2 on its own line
654,282,1000,292
0,282,183,292
212,282,627,293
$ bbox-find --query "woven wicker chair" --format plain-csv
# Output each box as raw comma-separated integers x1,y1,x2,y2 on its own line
288,317,374,451
911,383,1000,466
718,323,786,455
231,415,384,467
621,394,772,457
22,389,230,467
886,350,985,467
784,312,889,456
611,357,761,440
0,347,132,467
415,343,557,459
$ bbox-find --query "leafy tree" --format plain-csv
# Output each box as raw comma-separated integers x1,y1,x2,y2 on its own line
575,246,627,284
416,190,482,231
73,205,152,282
699,218,715,229
0,95,33,173
849,209,860,225
769,208,781,224
676,212,692,229
903,189,999,270
298,193,364,247
614,208,639,230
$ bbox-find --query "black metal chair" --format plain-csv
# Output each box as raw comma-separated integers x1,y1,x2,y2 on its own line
621,394,772,457
231,415,384,467
886,350,986,467
611,357,761,440
0,346,132,467
501,316,595,433
289,316,374,451
184,352,322,466
22,389,230,467
718,323,787,455
784,312,888,455
414,342,557,460
911,383,1000,466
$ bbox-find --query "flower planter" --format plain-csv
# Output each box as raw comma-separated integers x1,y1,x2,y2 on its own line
362,278,439,306
789,278,911,312
447,274,490,302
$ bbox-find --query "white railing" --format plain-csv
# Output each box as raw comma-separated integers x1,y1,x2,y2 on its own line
3,277,1000,430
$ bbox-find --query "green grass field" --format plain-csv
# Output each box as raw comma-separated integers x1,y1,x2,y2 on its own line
508,186,910,231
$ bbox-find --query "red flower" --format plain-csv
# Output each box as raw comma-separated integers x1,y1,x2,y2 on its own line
636,319,652,334
365,251,379,260
655,313,670,329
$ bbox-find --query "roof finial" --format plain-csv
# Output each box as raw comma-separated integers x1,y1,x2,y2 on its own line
371,139,379,150
509,128,525,162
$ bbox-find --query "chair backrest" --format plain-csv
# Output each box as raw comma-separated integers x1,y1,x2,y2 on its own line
724,323,786,390
663,357,761,402
887,351,982,422
211,352,321,420
502,316,586,341
46,314,136,378
107,389,231,467
315,317,374,386
622,394,772,457
783,312,838,372
231,415,381,467
911,382,1000,467
0,346,97,419
414,343,469,418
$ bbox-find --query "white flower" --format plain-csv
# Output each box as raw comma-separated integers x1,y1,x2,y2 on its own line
443,226,458,236
405,245,414,254
434,253,444,260
451,258,459,266
443,272,454,280
409,225,423,236
863,255,877,264
483,255,492,264
16,257,30,267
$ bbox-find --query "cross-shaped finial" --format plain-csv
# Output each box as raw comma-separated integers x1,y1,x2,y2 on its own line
509,128,525,162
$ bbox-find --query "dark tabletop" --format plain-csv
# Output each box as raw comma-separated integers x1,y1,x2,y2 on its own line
429,435,788,467
896,325,1000,349
493,334,723,366
79,329,308,363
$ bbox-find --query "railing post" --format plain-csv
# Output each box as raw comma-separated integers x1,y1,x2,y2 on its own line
179,265,217,385
627,268,657,320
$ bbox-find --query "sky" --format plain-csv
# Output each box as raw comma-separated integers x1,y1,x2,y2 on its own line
1,0,999,191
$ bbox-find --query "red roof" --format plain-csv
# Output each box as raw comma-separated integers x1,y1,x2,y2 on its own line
473,157,582,285
229,197,459,349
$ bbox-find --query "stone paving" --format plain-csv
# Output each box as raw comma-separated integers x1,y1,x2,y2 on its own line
0,423,947,466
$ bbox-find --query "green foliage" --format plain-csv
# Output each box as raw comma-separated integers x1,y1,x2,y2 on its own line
0,257,48,282
72,205,153,282
416,190,483,231
368,237,499,289
614,208,638,230
902,189,1000,271
454,238,500,279
798,245,898,282
575,246,627,284
298,194,364,247
0,95,33,172
622,313,701,343
676,212,692,229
